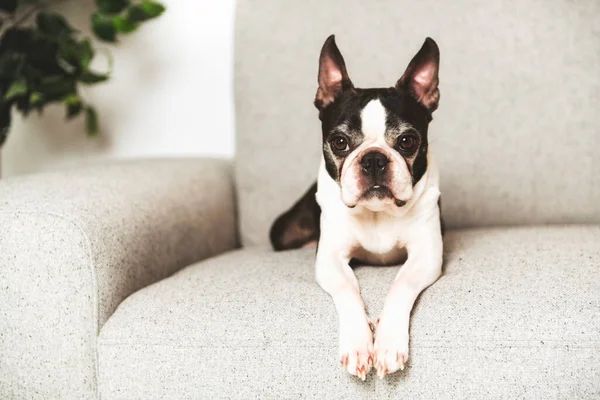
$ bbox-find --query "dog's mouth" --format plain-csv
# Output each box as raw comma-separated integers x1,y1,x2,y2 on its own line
361,185,407,207
364,185,393,199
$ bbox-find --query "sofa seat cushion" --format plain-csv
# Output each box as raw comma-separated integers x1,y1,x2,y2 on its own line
98,226,600,399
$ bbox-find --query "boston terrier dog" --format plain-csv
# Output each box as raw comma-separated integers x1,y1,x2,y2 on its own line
270,35,444,380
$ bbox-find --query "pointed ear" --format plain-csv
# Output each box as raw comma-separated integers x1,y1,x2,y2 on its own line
396,37,440,112
315,35,354,111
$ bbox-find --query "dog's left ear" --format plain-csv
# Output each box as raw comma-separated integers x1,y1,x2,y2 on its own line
396,37,440,112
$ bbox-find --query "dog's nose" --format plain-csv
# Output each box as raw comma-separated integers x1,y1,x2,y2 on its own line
360,151,389,175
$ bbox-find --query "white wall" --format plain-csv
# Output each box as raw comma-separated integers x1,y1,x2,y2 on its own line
1,0,236,177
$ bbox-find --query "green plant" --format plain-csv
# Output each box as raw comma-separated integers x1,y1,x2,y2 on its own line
0,0,165,147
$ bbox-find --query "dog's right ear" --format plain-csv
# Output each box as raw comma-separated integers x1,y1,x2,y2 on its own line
315,35,354,114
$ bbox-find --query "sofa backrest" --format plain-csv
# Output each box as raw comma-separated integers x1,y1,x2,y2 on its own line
234,0,600,246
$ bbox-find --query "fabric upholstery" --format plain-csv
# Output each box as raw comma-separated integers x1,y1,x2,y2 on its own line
98,226,600,399
234,0,600,245
0,159,237,399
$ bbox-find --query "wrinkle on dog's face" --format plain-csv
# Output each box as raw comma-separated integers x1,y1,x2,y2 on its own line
315,36,440,211
321,91,430,210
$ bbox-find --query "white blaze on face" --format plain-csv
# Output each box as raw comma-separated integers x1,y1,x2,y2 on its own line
360,99,387,142
340,99,414,210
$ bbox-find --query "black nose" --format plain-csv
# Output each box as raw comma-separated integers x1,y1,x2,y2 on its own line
360,151,389,175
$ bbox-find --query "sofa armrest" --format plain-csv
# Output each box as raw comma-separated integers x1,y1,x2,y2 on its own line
0,158,237,399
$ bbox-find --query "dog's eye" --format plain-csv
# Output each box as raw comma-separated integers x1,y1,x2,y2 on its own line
397,134,418,152
330,136,349,153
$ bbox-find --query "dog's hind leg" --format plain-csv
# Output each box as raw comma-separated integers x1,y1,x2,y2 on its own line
269,182,321,251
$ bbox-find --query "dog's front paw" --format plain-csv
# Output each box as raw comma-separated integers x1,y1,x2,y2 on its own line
338,316,374,380
373,315,409,378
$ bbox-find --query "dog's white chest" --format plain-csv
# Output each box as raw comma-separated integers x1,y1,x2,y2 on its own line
351,213,404,254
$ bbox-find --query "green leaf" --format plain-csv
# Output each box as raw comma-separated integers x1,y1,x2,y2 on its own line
96,0,130,14
0,0,17,13
63,94,83,119
58,38,94,70
63,93,80,106
67,103,83,119
85,106,99,136
4,79,27,100
30,91,45,113
36,12,74,37
91,12,116,42
29,92,43,106
14,96,31,115
38,75,76,98
79,39,94,68
79,70,109,84
0,53,24,79
113,15,137,33
127,1,165,22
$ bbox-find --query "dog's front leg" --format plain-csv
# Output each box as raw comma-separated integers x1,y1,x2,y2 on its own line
374,217,443,377
315,236,373,380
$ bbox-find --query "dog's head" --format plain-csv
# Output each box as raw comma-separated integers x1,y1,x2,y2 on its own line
315,35,440,212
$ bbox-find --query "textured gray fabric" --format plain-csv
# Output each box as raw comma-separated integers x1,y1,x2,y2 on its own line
234,0,600,245
0,159,237,399
99,226,600,399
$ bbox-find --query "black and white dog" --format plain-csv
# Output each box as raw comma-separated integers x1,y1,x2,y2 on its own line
270,36,443,380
